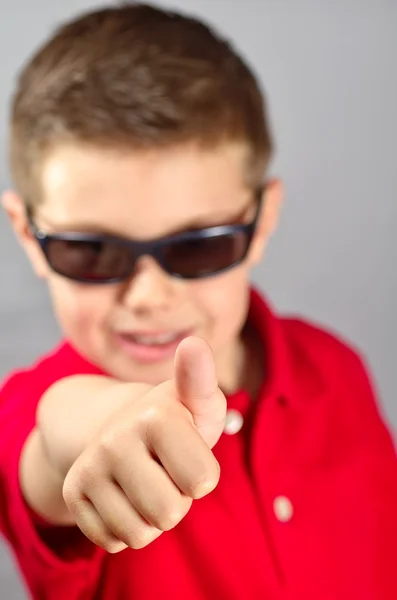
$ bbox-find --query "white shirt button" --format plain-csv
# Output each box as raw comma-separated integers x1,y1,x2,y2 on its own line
223,409,244,435
273,496,294,522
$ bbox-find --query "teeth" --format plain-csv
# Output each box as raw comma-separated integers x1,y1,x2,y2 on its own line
132,332,181,346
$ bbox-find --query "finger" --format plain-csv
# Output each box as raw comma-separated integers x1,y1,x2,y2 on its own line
112,440,193,527
148,412,220,499
87,481,163,549
63,492,127,554
174,336,226,448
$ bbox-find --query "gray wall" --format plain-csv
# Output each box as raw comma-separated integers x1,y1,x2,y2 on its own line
1,1,396,597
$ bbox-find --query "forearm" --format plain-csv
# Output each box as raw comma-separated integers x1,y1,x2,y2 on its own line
37,375,124,477
19,428,75,525
19,375,151,526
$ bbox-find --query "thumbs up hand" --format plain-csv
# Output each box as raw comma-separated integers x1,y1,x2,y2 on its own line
62,337,227,553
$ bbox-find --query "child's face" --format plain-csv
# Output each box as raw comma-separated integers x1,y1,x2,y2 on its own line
4,143,282,388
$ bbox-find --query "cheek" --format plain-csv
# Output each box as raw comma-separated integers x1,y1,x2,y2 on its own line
191,266,251,341
47,277,115,335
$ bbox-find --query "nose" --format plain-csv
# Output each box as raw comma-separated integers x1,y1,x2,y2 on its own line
120,256,182,315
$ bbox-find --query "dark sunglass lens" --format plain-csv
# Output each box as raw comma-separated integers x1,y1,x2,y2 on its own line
46,239,133,281
163,231,250,278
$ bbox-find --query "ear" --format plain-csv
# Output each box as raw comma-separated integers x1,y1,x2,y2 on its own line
2,190,49,279
247,178,284,267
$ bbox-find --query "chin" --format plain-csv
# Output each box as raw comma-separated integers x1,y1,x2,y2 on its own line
108,355,175,386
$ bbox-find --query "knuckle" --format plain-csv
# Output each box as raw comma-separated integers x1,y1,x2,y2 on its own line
162,507,186,531
123,526,158,550
114,522,138,545
87,527,115,552
189,464,220,499
63,490,84,516
96,425,140,467
144,494,192,531
76,460,104,491
101,537,127,554
142,404,183,447
72,508,126,554
139,403,166,429
139,391,177,429
97,430,122,459
62,476,81,511
62,487,91,524
63,458,107,504
89,528,110,550
152,507,184,532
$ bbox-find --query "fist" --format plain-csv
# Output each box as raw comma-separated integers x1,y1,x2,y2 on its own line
62,337,227,553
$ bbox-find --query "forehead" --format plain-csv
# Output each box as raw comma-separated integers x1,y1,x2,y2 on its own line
40,143,252,237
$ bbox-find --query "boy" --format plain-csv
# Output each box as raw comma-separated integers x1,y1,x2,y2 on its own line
1,3,396,599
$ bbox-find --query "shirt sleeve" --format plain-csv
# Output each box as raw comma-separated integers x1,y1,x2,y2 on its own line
346,350,397,598
342,346,396,453
0,371,103,600
288,319,397,599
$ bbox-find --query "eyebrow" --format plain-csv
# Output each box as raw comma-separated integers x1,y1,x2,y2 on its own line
167,203,253,235
32,202,254,238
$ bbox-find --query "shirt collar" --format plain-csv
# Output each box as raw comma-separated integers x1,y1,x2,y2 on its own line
221,287,295,415
232,288,326,411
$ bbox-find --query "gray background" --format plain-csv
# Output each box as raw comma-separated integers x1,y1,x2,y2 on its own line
0,1,396,597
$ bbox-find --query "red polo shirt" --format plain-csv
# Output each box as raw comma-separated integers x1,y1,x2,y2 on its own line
1,290,397,599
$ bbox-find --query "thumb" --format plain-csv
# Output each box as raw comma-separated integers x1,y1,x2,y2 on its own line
174,336,227,449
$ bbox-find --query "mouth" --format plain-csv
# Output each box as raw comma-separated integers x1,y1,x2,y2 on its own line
113,329,193,364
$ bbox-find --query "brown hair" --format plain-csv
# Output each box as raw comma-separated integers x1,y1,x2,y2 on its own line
10,2,273,209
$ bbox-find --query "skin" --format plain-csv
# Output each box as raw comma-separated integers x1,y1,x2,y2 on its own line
2,141,282,552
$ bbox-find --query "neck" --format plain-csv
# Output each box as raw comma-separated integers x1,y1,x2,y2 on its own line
216,324,264,399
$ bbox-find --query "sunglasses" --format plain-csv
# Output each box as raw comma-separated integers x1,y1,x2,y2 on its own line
28,189,263,284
